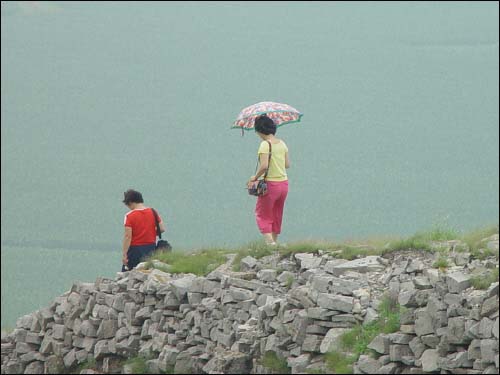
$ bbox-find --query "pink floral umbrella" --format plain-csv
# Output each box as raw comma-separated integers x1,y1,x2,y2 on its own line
232,101,303,134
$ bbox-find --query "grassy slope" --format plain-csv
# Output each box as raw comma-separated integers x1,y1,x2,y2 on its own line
145,224,498,276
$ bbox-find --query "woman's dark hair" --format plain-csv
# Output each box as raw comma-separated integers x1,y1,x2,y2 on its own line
123,189,144,205
254,115,276,135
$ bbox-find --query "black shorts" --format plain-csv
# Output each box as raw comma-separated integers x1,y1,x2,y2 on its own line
122,243,156,271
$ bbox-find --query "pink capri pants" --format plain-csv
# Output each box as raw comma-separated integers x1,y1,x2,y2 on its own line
255,180,289,234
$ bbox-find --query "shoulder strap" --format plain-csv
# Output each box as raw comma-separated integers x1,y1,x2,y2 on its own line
262,141,272,181
151,208,162,239
253,141,273,180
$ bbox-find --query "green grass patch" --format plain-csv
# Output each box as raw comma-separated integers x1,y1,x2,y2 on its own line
232,240,276,271
276,267,285,274
471,248,498,260
277,238,388,260
69,357,96,374
147,248,230,276
124,356,148,374
433,257,449,269
145,225,497,276
470,268,499,289
381,225,461,254
377,296,401,333
284,274,294,289
461,224,498,254
324,351,356,374
275,225,466,261
337,246,383,260
260,351,290,373
340,323,377,356
384,236,433,253
277,240,340,257
340,296,400,357
305,369,326,374
275,238,387,261
417,226,460,241
325,295,400,373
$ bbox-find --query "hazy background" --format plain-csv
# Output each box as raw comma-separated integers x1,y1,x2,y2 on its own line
1,1,498,327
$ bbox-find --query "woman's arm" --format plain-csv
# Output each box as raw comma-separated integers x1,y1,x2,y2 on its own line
285,152,290,169
122,226,132,265
250,153,269,182
159,221,166,233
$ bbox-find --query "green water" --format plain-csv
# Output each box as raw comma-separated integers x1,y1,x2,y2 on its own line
1,246,117,330
1,2,498,327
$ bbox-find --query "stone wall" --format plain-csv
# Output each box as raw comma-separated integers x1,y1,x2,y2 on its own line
1,235,498,374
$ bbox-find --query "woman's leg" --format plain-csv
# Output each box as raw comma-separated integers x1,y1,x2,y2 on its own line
126,247,140,270
127,244,156,270
138,244,156,264
272,181,289,236
255,186,278,245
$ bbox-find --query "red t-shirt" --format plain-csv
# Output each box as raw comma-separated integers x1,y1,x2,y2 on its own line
124,208,163,246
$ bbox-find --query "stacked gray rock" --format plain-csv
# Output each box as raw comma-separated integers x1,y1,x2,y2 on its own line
1,235,498,375
358,245,499,375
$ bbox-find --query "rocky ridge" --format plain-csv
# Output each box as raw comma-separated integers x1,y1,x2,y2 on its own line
1,234,498,374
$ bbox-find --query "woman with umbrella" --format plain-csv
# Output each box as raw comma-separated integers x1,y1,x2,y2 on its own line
247,114,290,245
234,101,302,246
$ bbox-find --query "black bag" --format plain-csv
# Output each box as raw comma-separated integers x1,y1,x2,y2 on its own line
248,179,268,196
156,239,171,251
151,208,172,251
248,141,272,197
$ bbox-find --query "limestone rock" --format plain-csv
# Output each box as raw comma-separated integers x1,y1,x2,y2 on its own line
447,316,467,344
481,295,499,317
319,328,349,353
389,344,412,362
316,294,354,313
94,340,111,360
240,256,259,271
295,253,323,270
301,334,322,352
327,256,385,276
257,269,278,282
421,349,440,372
229,286,254,301
24,361,44,374
287,353,311,374
277,271,295,285
202,350,252,374
415,311,434,337
481,339,499,363
446,272,471,294
324,259,348,274
357,355,382,374
409,336,426,359
368,334,390,355
438,351,473,370
468,339,481,360
169,275,196,300
97,319,118,339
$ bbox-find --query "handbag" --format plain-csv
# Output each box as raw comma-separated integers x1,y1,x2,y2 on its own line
248,141,272,197
151,208,172,251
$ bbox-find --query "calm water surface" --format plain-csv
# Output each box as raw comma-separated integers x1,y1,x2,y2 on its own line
1,1,498,327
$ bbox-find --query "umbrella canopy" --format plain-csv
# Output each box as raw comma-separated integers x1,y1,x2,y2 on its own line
232,101,303,132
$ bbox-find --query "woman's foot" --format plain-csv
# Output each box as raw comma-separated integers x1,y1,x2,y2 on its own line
263,233,276,246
